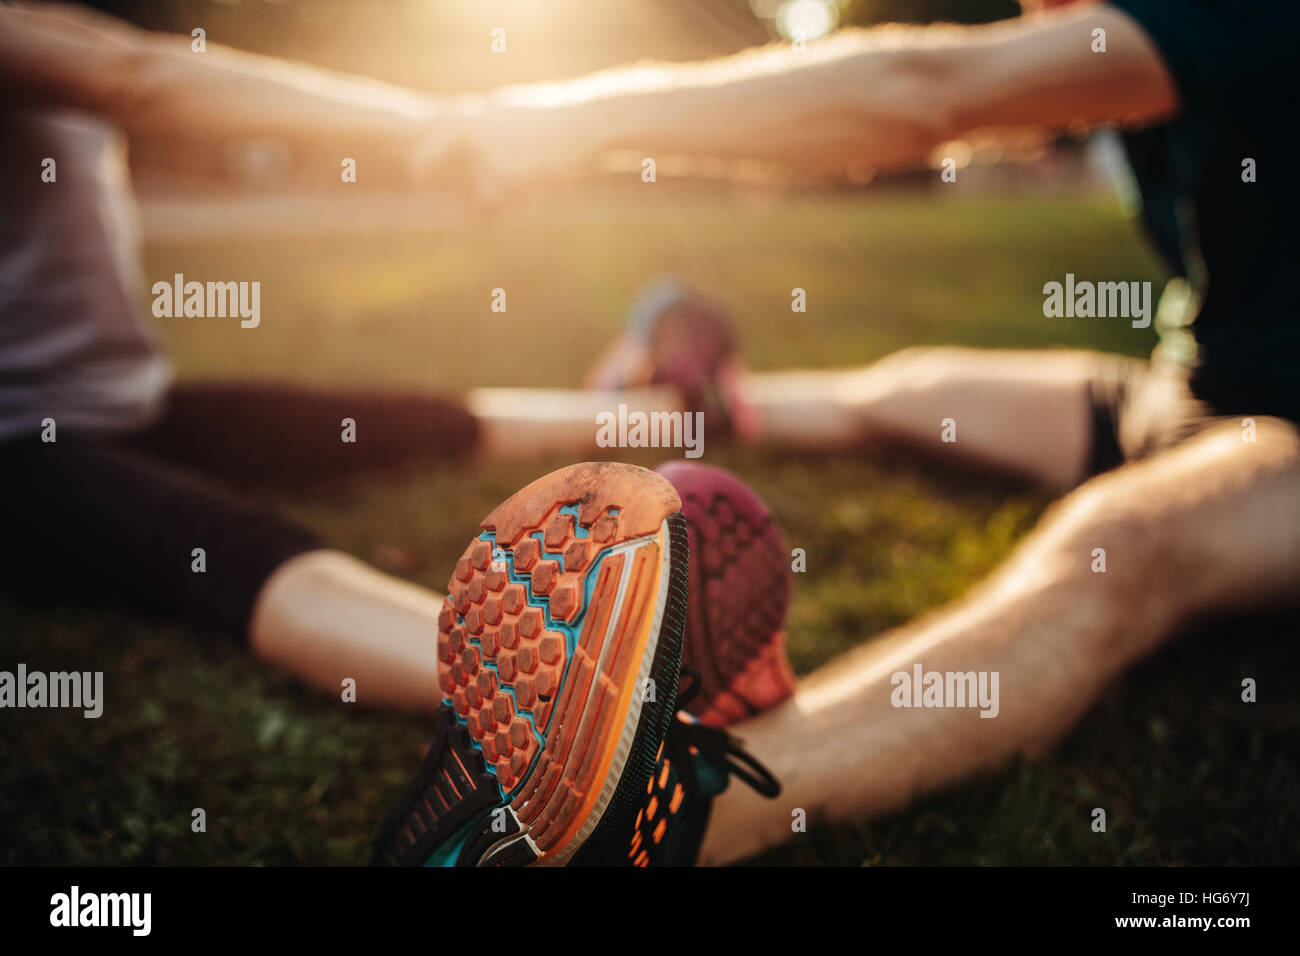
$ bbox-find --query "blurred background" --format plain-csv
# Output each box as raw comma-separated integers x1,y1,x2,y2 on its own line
3,0,1296,867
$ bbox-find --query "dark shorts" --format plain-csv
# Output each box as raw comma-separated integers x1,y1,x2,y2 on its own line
1086,354,1293,475
0,382,476,639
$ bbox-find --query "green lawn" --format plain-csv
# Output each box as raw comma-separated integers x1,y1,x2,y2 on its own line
3,189,1295,865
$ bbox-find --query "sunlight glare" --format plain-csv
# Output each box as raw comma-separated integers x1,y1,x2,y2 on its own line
775,0,838,43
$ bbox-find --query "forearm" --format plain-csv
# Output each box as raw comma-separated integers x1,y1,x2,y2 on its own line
115,37,442,148
1,4,461,160
500,29,965,179
484,5,1174,185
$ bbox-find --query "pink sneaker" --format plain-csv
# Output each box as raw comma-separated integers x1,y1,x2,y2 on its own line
655,461,795,727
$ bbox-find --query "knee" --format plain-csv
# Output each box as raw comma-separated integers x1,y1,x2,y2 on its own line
856,347,987,408
1030,418,1300,622
1023,474,1173,629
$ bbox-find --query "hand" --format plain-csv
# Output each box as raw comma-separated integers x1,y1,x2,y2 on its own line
407,95,486,194
413,95,602,206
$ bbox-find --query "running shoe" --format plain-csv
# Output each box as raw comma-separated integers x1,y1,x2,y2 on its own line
586,278,757,440
656,461,796,728
372,461,690,866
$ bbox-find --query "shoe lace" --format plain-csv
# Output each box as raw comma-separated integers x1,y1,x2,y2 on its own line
670,667,781,799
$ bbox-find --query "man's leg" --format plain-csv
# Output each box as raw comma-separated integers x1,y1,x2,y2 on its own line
699,418,1300,864
741,346,1107,488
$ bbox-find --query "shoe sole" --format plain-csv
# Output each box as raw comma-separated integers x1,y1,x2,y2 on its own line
655,461,794,727
373,462,689,866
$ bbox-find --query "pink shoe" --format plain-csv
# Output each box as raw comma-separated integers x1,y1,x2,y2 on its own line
655,461,795,727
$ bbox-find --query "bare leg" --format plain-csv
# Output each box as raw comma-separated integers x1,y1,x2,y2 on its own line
742,346,1100,487
699,419,1300,864
470,347,1099,488
249,550,446,713
467,384,682,459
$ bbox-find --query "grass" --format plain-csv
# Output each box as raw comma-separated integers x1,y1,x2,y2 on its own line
3,188,1295,866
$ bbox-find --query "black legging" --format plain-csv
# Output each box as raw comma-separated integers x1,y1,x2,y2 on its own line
0,381,477,637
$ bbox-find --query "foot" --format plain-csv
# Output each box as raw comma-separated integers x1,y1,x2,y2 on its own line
586,278,756,439
372,462,691,866
656,461,796,728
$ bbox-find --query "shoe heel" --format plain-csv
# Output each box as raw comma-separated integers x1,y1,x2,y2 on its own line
371,705,504,866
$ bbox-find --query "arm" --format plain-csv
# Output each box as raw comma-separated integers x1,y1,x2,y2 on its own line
0,3,472,176
480,3,1178,183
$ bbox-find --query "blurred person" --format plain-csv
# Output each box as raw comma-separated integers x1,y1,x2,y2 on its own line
2,1,489,712
0,1,687,712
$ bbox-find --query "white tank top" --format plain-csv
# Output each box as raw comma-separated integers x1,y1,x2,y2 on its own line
0,108,170,442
